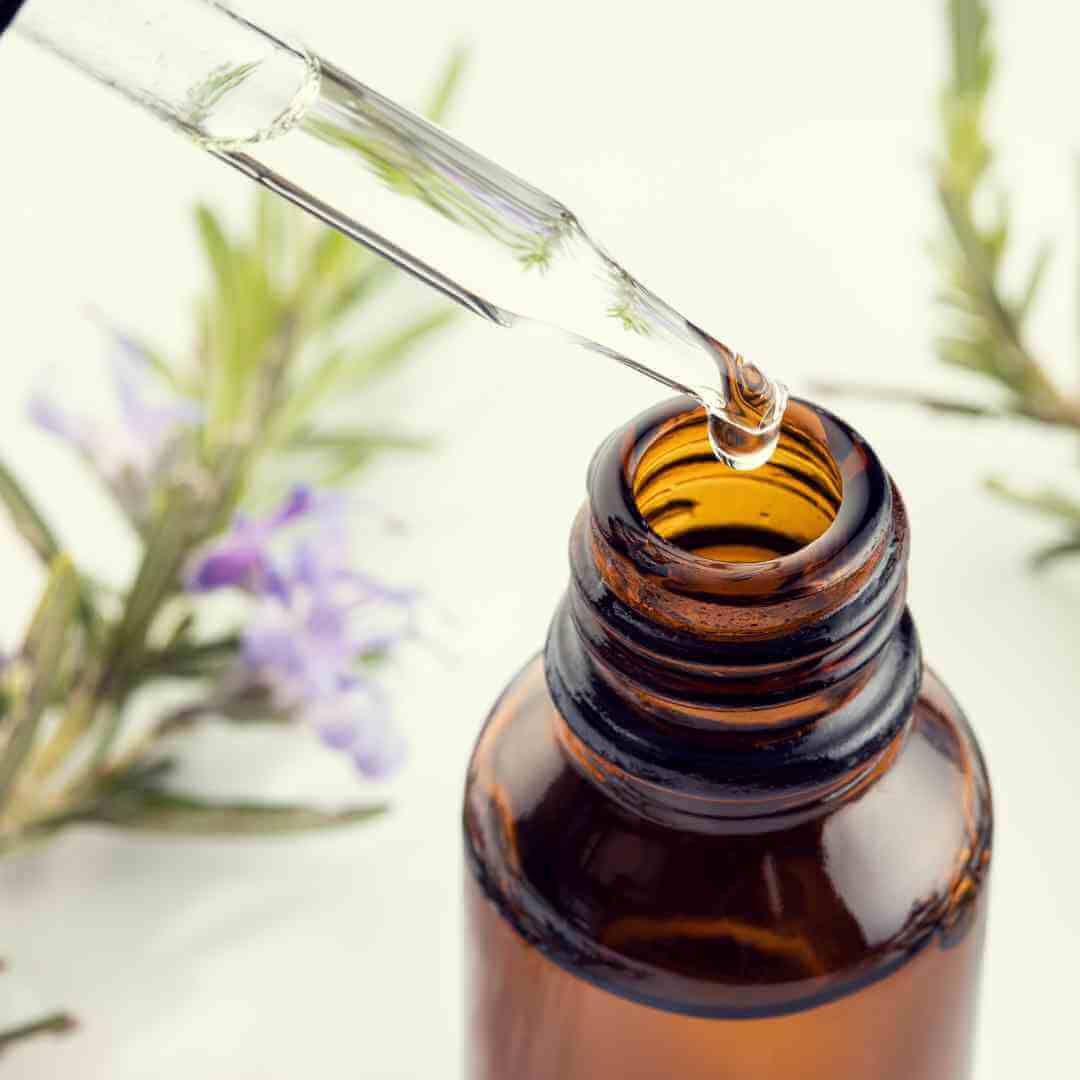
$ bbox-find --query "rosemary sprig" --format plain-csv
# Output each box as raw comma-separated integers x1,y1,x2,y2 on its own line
815,0,1080,566
0,50,469,1055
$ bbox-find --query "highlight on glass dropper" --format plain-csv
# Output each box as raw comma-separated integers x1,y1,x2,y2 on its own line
9,0,789,470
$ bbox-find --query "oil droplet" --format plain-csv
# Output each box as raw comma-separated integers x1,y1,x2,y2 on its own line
695,351,788,471
706,410,782,471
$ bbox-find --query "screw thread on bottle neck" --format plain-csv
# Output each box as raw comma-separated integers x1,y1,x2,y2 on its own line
545,397,921,822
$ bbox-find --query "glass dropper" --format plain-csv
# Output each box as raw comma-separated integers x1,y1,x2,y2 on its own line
8,0,788,469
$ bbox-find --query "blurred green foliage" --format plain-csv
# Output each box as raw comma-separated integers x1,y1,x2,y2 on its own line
819,0,1080,565
0,49,467,1056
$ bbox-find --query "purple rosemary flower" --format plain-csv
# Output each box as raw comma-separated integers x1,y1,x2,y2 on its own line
110,340,201,458
185,483,330,596
185,516,285,597
240,591,356,706
306,684,407,780
29,334,200,520
194,486,414,779
27,395,96,449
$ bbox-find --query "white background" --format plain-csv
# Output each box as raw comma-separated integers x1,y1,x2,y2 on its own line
2,0,1079,1075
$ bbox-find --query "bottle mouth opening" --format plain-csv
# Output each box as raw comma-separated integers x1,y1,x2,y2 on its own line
633,404,842,563
587,396,888,601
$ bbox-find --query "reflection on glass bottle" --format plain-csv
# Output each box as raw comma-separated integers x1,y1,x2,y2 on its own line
463,397,991,1080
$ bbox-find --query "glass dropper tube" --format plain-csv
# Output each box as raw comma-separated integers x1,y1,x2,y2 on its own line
10,0,788,468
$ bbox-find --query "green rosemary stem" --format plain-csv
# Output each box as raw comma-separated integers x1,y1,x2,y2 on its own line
809,380,1080,430
90,484,212,767
936,179,1070,412
0,1012,77,1056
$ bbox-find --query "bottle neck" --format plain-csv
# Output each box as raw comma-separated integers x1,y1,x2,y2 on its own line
545,397,921,824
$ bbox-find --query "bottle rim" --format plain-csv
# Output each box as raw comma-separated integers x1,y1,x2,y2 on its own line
589,395,889,604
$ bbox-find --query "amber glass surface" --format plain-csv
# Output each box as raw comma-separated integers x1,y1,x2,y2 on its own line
463,398,992,1080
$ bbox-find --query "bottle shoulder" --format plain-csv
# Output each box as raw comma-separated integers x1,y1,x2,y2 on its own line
463,656,992,1017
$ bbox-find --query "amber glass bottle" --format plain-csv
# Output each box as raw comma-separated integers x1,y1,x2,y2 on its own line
463,397,992,1080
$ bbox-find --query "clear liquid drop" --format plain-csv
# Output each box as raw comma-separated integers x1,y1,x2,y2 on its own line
695,351,788,470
